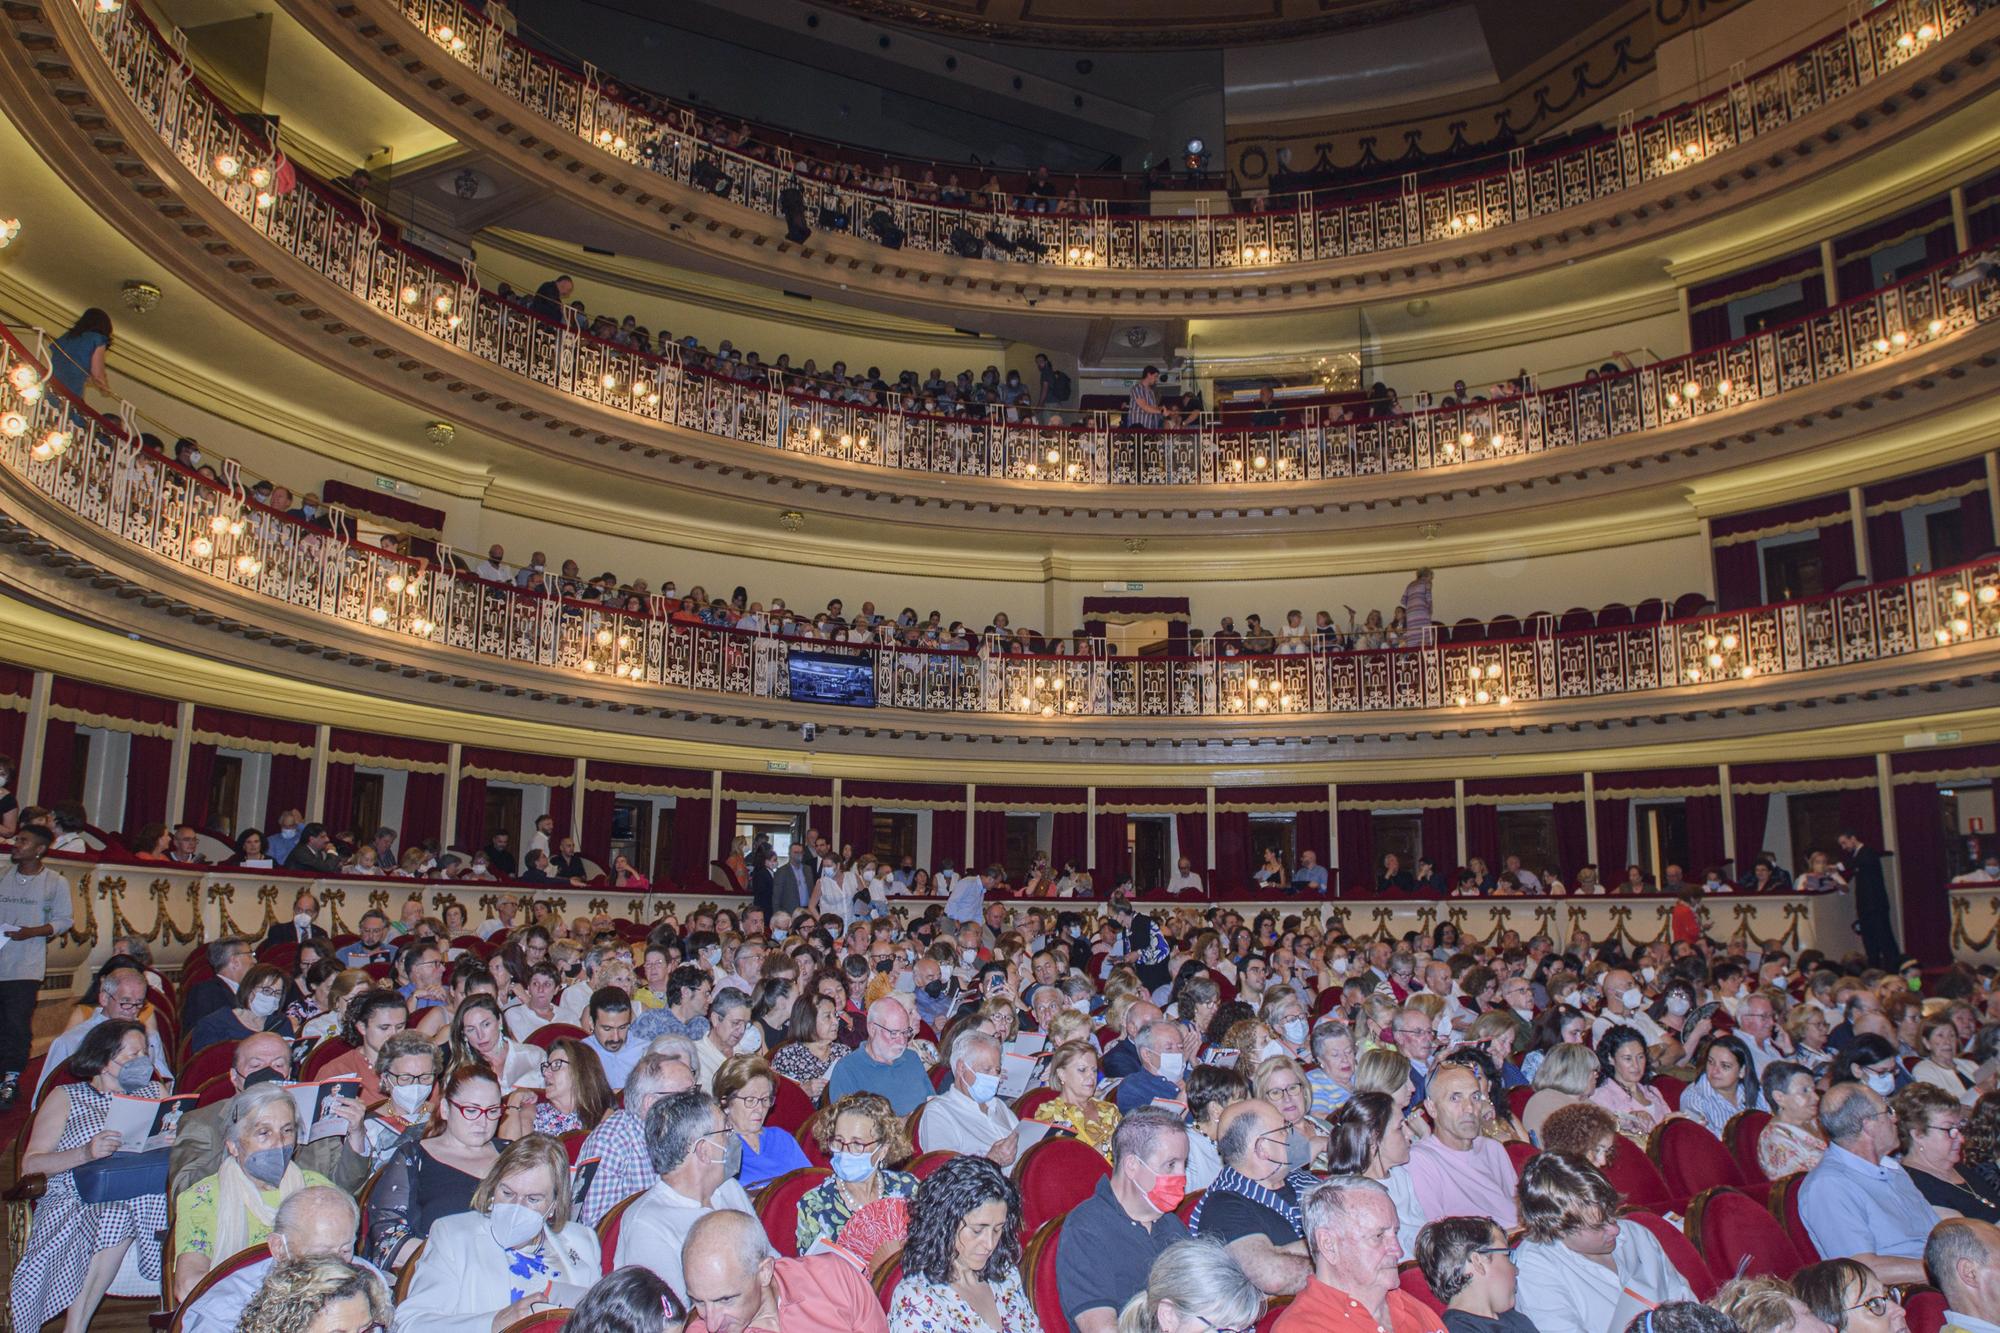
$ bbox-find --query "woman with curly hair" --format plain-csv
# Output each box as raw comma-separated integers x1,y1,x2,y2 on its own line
239,1257,390,1333
887,1155,1036,1333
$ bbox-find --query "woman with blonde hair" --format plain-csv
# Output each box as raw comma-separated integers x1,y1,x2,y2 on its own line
1034,1041,1119,1158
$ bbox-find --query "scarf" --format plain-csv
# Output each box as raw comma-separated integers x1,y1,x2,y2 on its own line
211,1153,305,1259
1191,1164,1319,1237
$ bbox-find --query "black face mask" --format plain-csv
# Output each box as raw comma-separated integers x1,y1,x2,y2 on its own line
923,979,947,999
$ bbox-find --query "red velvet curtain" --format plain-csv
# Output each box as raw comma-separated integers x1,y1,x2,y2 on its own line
579,787,617,867
122,733,172,838
264,753,310,831
1175,810,1208,884
1091,810,1126,885
932,805,966,871
1714,543,1762,611
1893,782,1947,964
1215,811,1251,894
1732,790,1772,878
1050,811,1086,870
671,797,711,886
1685,794,1726,875
181,741,217,830
1596,796,1631,879
323,761,357,839
973,810,1008,874
1420,806,1457,872
401,770,445,852
36,718,77,806
1554,802,1589,876
453,773,487,852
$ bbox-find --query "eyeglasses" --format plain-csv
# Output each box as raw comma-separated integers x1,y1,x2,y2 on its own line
448,1099,504,1121
1845,1290,1905,1318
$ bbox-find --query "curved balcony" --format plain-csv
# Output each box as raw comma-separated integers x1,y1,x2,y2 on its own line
5,322,1999,730
288,0,1995,309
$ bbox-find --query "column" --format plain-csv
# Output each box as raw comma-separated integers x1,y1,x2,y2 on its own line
1820,239,1839,305
17,670,51,801
1454,778,1468,868
1085,786,1097,865
964,784,976,866
166,701,194,823
570,757,587,839
1877,752,1904,939
1952,185,1971,251
1849,485,1870,581
1719,762,1736,872
707,770,722,867
306,724,330,824
1584,772,1600,864
441,742,462,848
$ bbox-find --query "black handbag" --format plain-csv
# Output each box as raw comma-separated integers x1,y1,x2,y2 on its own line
72,1147,170,1203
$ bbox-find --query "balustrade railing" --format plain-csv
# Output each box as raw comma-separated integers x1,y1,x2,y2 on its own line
379,0,1974,274
45,0,2000,491
5,324,2000,720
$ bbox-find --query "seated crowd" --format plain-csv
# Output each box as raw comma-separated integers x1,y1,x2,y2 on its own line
11,863,2000,1333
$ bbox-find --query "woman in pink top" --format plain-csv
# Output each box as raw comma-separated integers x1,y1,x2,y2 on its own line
1588,1027,1669,1140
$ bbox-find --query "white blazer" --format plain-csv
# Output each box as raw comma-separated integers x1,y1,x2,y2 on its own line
391,1209,601,1333
1514,1221,1694,1333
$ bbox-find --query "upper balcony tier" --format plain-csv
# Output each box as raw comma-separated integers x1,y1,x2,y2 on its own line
276,0,2000,316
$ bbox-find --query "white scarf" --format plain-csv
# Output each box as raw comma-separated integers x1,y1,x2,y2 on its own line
211,1153,305,1259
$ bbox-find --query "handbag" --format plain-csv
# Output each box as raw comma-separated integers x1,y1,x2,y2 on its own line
72,1147,170,1203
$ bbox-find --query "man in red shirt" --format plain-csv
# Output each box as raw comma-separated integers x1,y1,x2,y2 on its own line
683,1209,888,1333
1276,1176,1443,1333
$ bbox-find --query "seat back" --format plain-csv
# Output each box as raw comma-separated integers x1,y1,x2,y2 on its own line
753,1166,829,1259
594,1190,643,1273
1025,1218,1069,1333
1650,1118,1743,1199
1602,1132,1675,1209
1689,1185,1805,1282
768,1075,815,1134
1768,1171,1821,1263
1623,1209,1718,1300
1014,1136,1111,1236
1726,1110,1773,1183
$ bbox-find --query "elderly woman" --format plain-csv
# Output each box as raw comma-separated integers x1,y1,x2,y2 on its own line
1913,1016,1990,1105
392,1134,600,1333
1538,1102,1619,1170
369,1065,506,1269
1326,1090,1424,1259
1589,1025,1670,1140
1891,1082,2000,1221
1758,1060,1829,1178
1793,1260,1911,1333
1119,1238,1265,1333
888,1155,1037,1333
173,1082,337,1300
240,1257,393,1333
1254,1053,1330,1172
447,994,544,1098
1680,1034,1761,1136
10,1022,171,1333
189,963,294,1053
795,1090,917,1262
771,992,851,1102
1523,1043,1598,1144
1513,1152,1693,1333
1034,1039,1120,1159
717,1055,811,1190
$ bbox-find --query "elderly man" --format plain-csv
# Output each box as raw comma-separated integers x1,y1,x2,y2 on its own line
616,1090,756,1297
1103,1001,1165,1080
180,1187,386,1333
1114,1020,1189,1113
918,1030,1020,1162
1277,1176,1442,1333
1798,1081,1934,1281
168,1032,370,1198
335,910,397,968
682,1207,889,1333
1736,992,1794,1077
826,996,932,1114
576,1053,694,1224
35,962,168,1103
1059,1107,1192,1333
1928,1218,2000,1333
1405,1063,1520,1228
1191,1100,1316,1296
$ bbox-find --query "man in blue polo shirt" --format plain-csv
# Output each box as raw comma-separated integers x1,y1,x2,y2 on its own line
1797,1081,1933,1284
1059,1107,1191,1333
826,995,932,1114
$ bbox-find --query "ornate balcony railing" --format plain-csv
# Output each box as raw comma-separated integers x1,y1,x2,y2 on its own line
46,0,2000,492
376,0,1973,275
5,323,2000,721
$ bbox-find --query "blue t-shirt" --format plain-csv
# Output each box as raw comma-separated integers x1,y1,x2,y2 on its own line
48,330,106,399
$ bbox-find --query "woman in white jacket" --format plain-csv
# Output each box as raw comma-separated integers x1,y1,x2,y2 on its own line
392,1134,601,1333
1512,1151,1694,1333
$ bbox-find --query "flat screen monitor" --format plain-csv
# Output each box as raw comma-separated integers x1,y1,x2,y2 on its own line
786,650,877,707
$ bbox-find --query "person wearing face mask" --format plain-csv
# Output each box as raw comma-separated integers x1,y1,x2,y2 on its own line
392,1133,600,1333
1191,1099,1318,1298
10,1021,172,1333
1115,1020,1190,1114
172,1083,337,1300
180,1186,388,1333
918,1029,1022,1163
616,1090,756,1298
188,962,296,1053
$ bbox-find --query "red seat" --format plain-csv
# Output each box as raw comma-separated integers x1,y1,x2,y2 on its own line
1727,1110,1773,1183
1015,1136,1111,1236
1026,1217,1069,1333
594,1191,641,1274
768,1076,815,1134
179,1040,240,1094
1398,1262,1447,1316
907,1151,956,1180
1624,1208,1718,1300
167,1243,271,1333
1504,1140,1540,1175
1768,1172,1821,1263
1507,1086,1534,1121
754,1166,828,1258
1602,1133,1676,1210
1689,1185,1806,1282
525,1023,586,1050
1906,1287,1948,1333
1652,1075,1686,1112
1650,1119,1743,1201
1013,1088,1059,1120
299,1037,355,1080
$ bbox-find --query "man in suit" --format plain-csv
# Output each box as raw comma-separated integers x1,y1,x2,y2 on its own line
1839,830,1900,968
168,1032,370,1200
770,843,811,915
749,845,777,919
180,936,255,1032
284,822,341,875
261,891,331,950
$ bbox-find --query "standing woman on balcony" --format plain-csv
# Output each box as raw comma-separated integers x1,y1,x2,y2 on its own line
47,308,113,407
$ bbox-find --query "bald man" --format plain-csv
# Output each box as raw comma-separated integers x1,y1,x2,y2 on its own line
682,1208,887,1333
168,1032,370,1198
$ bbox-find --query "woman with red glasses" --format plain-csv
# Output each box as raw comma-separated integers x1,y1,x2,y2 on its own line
366,1065,507,1269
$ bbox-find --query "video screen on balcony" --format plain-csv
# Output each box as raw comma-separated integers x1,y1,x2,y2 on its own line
787,650,877,708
